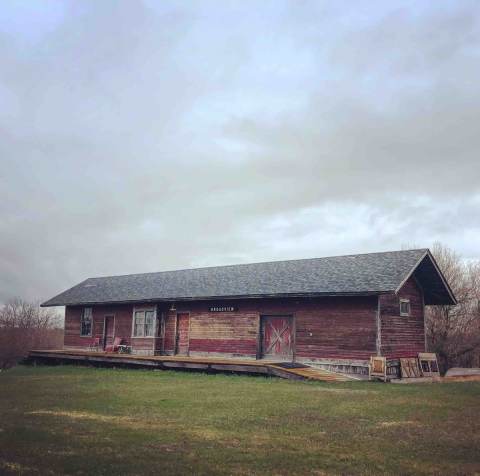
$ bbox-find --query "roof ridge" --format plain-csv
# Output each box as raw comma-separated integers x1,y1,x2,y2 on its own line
87,248,429,281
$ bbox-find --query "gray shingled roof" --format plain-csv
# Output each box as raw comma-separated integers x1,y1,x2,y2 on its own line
41,249,456,307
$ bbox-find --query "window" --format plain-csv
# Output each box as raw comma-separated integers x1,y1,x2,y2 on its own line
132,309,156,337
80,308,92,336
400,299,410,316
145,310,155,336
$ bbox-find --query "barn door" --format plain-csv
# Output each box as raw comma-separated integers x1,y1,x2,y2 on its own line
261,316,293,360
103,316,115,350
175,313,190,355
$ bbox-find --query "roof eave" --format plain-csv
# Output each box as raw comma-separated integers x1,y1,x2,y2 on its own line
394,249,429,295
41,290,387,308
424,250,457,305
394,249,457,306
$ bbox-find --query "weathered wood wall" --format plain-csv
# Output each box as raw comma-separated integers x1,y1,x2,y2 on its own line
294,296,377,361
64,290,421,361
379,277,425,358
160,297,377,360
64,304,157,354
161,304,259,357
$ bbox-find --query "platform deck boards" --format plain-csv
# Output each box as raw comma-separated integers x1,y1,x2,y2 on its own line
27,350,354,382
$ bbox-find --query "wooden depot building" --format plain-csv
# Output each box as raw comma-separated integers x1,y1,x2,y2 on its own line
41,249,456,376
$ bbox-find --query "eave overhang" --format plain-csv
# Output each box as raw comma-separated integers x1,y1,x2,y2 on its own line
395,250,457,305
41,291,383,308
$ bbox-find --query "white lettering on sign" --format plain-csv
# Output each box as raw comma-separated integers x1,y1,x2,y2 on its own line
209,306,236,312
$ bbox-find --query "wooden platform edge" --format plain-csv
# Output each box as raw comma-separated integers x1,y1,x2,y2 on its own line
26,351,291,379
26,350,355,382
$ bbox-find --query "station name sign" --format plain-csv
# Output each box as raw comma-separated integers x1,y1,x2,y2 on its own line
209,306,237,312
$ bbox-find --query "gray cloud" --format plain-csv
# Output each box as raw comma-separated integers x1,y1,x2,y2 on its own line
0,0,479,305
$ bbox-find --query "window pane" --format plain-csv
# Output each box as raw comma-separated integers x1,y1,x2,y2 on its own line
134,323,143,337
134,311,145,337
145,311,154,323
81,309,92,336
145,311,154,337
400,301,410,315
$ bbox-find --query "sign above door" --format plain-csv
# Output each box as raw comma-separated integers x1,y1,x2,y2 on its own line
209,306,237,312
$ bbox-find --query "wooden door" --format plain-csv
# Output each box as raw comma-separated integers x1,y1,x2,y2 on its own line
103,316,115,350
175,313,190,355
261,316,293,360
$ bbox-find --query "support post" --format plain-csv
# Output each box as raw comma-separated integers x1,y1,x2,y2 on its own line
376,295,382,356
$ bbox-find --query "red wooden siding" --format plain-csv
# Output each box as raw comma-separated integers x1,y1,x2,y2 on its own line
64,290,420,362
65,304,135,349
294,296,377,361
188,310,258,356
379,277,425,358
174,296,377,360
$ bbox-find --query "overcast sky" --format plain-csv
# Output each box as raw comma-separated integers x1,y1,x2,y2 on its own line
1,0,479,304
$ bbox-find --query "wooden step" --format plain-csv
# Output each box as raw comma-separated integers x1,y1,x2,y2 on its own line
267,363,355,382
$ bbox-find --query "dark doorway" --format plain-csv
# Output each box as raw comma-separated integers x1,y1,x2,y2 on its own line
103,315,115,350
260,315,293,360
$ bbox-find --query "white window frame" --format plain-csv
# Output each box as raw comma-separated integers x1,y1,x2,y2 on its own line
80,307,93,337
131,306,157,338
399,299,410,317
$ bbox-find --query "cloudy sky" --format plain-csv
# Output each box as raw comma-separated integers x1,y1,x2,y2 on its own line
1,0,479,304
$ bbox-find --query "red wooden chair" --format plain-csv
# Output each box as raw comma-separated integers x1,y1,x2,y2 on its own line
105,337,123,353
89,337,101,352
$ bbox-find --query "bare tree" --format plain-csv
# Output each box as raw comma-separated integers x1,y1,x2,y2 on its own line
426,243,480,372
0,298,63,370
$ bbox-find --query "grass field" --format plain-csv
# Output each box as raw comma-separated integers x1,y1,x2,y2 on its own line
1,366,479,475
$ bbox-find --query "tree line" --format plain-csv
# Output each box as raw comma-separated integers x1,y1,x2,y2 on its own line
426,243,480,372
0,299,63,370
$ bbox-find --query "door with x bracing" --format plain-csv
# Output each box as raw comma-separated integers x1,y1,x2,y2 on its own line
260,315,293,360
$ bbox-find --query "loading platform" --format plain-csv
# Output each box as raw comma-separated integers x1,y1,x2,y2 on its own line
27,349,355,382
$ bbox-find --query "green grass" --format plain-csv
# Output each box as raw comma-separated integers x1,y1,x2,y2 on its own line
0,366,479,475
